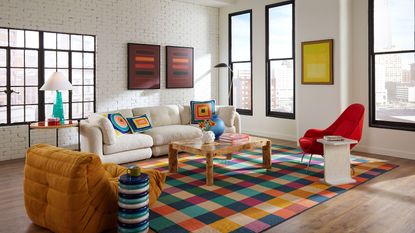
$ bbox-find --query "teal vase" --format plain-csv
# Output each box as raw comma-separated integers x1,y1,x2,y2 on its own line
53,91,64,124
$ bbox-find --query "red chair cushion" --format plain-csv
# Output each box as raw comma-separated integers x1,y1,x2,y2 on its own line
299,137,314,151
332,120,355,137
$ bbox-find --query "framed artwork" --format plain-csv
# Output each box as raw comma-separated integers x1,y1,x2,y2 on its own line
128,43,160,89
301,39,333,85
166,46,194,88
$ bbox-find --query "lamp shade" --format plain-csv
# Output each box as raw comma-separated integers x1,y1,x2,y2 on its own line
40,72,73,91
214,63,229,68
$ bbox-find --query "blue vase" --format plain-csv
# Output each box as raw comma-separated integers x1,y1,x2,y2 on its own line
210,114,225,140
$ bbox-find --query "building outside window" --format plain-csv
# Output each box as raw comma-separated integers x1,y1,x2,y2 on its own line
266,1,295,119
370,0,415,131
0,27,96,125
229,10,253,115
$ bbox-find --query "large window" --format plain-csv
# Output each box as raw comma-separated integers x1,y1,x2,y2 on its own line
229,10,253,115
266,1,295,119
369,0,415,131
0,27,95,126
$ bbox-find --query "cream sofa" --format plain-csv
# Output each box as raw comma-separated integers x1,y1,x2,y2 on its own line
80,105,241,164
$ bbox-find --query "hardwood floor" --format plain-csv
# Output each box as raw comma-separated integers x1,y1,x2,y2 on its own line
1,139,414,233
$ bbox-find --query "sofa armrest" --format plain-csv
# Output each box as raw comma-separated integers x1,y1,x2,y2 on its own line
234,112,241,133
80,120,103,156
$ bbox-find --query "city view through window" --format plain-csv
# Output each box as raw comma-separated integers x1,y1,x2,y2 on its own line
0,28,95,125
373,0,415,125
230,11,252,113
267,2,294,116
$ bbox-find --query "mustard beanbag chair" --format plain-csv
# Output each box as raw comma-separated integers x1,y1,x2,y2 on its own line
24,144,165,233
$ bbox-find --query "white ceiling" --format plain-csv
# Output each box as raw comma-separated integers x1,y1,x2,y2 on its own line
174,0,236,7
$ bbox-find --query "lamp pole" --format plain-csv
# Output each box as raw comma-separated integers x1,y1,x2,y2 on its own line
214,63,233,105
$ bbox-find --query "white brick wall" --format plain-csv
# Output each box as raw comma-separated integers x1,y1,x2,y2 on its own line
0,0,219,161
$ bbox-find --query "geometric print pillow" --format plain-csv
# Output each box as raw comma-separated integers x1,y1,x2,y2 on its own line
104,113,131,136
126,114,153,133
190,100,215,124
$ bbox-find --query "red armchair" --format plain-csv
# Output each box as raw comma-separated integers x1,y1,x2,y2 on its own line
299,103,365,166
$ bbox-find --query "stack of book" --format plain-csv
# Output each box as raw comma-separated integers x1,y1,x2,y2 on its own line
323,135,344,141
219,133,250,144
46,117,60,126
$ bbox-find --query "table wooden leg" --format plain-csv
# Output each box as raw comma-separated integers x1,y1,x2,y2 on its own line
168,144,178,173
262,140,272,169
226,153,232,160
206,152,214,186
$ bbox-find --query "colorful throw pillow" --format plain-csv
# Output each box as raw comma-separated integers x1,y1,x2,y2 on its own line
127,114,153,133
190,100,215,124
105,113,131,136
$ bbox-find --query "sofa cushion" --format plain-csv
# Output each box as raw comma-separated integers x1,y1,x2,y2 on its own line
217,106,236,127
132,105,181,127
100,109,133,118
224,126,236,133
88,113,117,145
179,105,191,125
103,133,153,155
144,125,202,146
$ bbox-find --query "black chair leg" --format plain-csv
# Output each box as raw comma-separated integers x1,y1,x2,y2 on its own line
307,154,313,168
301,153,306,163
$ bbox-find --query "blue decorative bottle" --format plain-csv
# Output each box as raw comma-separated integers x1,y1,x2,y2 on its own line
210,114,225,140
118,166,150,233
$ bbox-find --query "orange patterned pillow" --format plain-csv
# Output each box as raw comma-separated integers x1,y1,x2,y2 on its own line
190,100,215,124
127,114,153,133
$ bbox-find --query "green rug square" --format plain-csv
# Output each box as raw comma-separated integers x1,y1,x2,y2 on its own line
211,195,236,206
181,205,210,217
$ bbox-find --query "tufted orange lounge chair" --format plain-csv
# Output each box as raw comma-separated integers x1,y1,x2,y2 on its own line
24,144,165,233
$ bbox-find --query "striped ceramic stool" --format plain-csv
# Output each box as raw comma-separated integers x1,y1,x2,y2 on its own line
118,166,150,233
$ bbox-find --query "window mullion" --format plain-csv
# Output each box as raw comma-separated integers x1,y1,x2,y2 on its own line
6,42,11,124
38,32,45,121
68,51,72,119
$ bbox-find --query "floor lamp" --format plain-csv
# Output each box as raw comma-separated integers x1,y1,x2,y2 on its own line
214,63,233,104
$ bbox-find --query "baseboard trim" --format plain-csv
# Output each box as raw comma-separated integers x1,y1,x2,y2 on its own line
242,129,296,142
355,144,415,160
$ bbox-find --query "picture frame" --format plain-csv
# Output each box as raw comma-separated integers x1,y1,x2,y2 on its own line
128,43,160,89
301,39,333,85
166,46,194,88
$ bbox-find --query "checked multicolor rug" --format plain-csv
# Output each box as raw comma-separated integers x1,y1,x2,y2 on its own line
136,144,397,233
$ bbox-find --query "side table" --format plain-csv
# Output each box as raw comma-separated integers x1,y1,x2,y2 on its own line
316,138,358,186
28,120,80,151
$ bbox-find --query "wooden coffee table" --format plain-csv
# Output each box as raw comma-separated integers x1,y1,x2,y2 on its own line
168,136,272,186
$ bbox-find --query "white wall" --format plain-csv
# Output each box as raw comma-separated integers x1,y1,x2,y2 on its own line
0,0,219,161
219,0,297,141
219,0,415,159
296,0,352,138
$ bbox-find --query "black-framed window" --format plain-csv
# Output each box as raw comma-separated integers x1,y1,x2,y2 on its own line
229,10,253,116
0,27,96,126
266,1,295,119
369,0,415,131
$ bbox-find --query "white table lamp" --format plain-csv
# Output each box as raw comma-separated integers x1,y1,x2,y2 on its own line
40,72,73,124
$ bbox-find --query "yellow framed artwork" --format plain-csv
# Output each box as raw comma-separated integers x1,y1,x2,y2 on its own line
301,39,333,84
